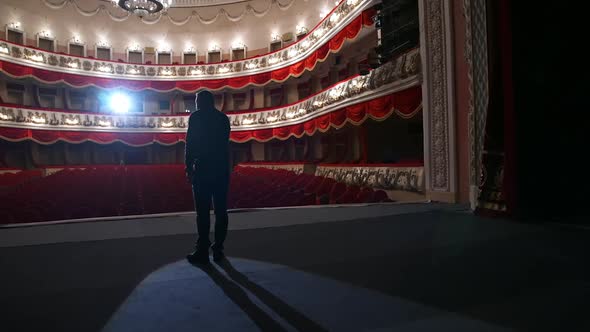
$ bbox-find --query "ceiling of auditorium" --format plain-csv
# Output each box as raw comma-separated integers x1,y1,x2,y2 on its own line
1,0,336,52
155,0,250,7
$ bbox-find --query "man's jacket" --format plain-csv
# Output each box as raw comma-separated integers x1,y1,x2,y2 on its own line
184,108,230,178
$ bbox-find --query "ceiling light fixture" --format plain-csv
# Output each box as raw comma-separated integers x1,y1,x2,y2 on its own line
114,0,171,18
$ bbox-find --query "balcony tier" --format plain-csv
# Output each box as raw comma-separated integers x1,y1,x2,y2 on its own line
0,49,421,143
0,1,376,91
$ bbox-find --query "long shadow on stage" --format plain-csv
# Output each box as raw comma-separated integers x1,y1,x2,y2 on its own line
2,210,590,331
216,259,328,331
194,260,328,331
195,262,287,331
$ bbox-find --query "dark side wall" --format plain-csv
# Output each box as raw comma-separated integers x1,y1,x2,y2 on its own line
512,2,586,222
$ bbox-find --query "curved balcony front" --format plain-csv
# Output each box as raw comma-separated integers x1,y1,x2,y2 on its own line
0,48,421,144
0,0,376,91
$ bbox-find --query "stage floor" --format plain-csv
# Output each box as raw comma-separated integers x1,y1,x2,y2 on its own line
1,203,589,331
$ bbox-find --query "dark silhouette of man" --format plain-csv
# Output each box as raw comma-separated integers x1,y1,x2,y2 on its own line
185,90,230,265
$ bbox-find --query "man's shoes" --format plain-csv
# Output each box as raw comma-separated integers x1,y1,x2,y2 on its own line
186,248,210,265
212,249,225,262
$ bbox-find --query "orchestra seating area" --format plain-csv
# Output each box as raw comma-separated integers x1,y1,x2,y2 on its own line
0,164,393,225
0,170,43,188
230,166,392,208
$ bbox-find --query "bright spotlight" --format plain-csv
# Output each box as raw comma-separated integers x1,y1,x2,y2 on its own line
110,93,130,113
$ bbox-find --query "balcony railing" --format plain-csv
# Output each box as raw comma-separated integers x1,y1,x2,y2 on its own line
0,48,420,132
0,0,375,81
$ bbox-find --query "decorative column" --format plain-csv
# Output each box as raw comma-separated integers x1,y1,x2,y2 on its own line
25,84,36,106
253,87,265,109
310,76,322,94
347,58,359,76
64,143,71,165
87,91,99,113
311,135,323,160
146,144,153,164
63,88,72,110
250,141,265,161
0,79,7,102
56,87,65,109
29,141,40,167
359,125,368,163
89,143,96,165
263,88,271,108
419,0,457,202
464,0,490,209
172,93,184,114
224,92,234,112
287,138,296,161
285,82,299,104
329,68,339,85
350,126,361,162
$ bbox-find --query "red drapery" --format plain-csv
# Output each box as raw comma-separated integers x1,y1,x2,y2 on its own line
0,128,187,146
0,11,374,92
0,86,420,145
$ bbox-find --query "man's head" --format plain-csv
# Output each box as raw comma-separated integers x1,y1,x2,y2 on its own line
196,90,215,112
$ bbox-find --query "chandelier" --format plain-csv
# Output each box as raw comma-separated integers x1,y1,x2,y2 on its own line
115,0,172,17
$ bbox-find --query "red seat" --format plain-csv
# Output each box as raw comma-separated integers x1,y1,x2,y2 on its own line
372,190,393,203
303,177,323,193
315,178,336,197
300,193,316,206
329,183,347,204
335,186,360,204
355,188,375,203
0,164,394,224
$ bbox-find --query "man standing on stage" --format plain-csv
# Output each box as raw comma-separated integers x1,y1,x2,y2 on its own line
185,90,230,265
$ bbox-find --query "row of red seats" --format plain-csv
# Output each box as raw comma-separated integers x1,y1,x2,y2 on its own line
0,165,194,224
231,166,392,208
0,165,393,224
229,169,315,209
0,170,43,188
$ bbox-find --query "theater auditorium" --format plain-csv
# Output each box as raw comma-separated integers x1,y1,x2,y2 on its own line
0,0,588,331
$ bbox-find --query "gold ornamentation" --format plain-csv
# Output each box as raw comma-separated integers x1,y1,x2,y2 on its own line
316,165,425,193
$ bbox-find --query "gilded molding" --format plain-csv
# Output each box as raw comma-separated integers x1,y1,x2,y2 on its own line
43,0,296,25
316,164,425,193
0,49,421,133
422,0,451,191
0,0,373,82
